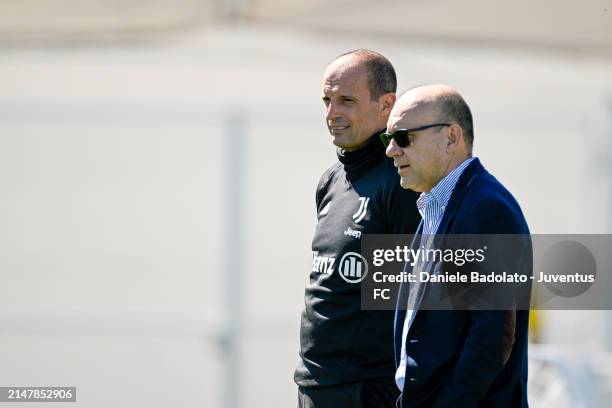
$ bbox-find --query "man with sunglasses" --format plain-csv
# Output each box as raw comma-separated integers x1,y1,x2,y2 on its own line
294,50,421,407
385,85,530,407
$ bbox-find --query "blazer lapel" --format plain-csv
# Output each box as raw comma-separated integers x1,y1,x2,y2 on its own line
394,220,422,364
435,158,483,236
405,253,434,330
404,159,484,335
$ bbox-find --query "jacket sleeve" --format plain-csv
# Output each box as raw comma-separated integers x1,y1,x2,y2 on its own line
432,199,527,407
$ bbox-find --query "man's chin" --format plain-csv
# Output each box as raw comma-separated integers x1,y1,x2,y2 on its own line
331,135,351,149
400,177,419,192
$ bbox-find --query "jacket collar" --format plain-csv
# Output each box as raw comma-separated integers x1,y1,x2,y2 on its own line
336,130,386,182
434,157,483,235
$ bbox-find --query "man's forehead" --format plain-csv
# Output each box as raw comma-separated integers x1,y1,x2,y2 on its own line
322,62,367,89
321,80,368,99
387,113,403,132
388,102,432,130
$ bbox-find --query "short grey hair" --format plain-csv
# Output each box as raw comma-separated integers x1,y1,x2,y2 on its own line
333,49,397,101
437,93,474,145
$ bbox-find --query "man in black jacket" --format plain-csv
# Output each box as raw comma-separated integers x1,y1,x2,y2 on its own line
294,50,421,407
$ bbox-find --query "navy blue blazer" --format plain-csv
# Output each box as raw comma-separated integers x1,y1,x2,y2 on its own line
394,158,531,408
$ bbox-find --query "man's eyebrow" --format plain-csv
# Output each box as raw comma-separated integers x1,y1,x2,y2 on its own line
321,93,358,100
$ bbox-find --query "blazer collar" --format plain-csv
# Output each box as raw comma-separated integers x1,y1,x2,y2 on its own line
435,158,483,235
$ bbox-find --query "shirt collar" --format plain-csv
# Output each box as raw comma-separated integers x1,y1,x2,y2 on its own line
417,157,476,216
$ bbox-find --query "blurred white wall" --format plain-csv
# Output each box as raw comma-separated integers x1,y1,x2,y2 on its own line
0,26,611,407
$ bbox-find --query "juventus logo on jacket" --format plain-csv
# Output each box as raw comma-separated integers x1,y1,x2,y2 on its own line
352,197,370,224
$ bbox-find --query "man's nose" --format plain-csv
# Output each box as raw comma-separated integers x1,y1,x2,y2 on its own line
386,139,402,158
325,102,340,121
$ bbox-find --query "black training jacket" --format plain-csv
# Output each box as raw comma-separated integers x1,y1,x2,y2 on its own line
295,133,421,387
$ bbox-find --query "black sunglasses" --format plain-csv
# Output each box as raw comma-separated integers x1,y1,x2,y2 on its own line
380,123,451,148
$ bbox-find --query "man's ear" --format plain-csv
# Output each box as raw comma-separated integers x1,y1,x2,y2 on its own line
379,93,396,117
447,124,463,152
